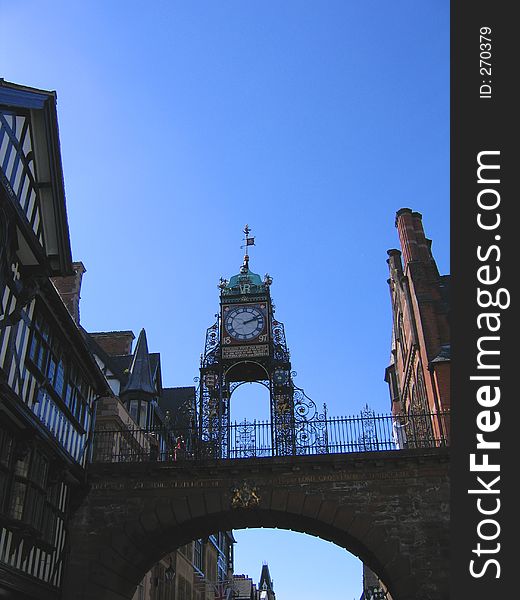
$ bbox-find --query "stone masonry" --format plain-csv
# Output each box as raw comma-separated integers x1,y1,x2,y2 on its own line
63,448,449,600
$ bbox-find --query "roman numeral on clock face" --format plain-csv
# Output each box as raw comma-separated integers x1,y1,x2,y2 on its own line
224,305,265,341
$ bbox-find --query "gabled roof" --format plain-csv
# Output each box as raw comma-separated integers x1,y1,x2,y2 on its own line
110,353,160,387
84,332,130,380
0,79,72,275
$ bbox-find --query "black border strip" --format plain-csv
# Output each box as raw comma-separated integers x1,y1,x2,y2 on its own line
451,2,515,597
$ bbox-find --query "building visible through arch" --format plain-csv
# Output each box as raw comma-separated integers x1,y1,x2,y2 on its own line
233,563,276,600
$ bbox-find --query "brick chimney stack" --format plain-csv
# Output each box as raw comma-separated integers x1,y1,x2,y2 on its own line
395,208,439,280
51,261,86,325
395,207,430,267
386,248,403,280
89,331,135,356
385,208,451,420
411,211,432,264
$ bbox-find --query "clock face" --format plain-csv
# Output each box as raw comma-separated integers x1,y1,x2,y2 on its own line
224,305,265,341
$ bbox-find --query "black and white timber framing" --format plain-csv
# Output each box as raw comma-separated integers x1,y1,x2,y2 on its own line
0,80,110,600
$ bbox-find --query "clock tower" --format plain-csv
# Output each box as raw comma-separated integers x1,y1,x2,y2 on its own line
198,226,325,458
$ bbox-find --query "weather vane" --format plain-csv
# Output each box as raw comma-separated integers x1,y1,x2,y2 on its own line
241,224,255,253
240,224,255,268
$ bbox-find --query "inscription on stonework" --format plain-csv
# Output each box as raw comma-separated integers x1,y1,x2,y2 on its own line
91,479,222,491
271,469,412,485
222,344,269,359
90,469,413,492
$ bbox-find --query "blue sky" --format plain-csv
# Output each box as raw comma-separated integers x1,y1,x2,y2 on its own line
1,1,449,597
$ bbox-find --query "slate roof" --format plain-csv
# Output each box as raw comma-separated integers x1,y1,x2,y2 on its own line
85,330,160,388
258,563,274,591
0,79,73,275
121,329,155,396
431,343,451,363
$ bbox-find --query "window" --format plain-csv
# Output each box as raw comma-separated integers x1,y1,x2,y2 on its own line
127,398,149,429
30,313,66,398
0,427,14,513
397,312,406,360
194,539,204,571
0,427,67,561
386,365,400,404
65,363,89,426
416,364,429,412
41,482,64,548
28,308,92,432
5,444,48,532
407,367,434,446
8,448,31,520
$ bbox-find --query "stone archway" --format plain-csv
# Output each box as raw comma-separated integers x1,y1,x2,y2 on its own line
63,448,449,600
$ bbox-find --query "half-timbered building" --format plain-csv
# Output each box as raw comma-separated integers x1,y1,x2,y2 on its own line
0,80,110,600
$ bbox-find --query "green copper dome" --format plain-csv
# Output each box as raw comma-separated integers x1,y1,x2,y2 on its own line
220,255,271,296
227,267,263,289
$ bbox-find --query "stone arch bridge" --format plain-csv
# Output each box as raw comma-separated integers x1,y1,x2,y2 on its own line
63,447,449,600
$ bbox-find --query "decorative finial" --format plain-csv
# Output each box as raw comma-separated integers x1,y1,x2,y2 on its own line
240,224,255,271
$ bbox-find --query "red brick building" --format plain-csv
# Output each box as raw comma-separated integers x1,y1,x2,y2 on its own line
385,208,450,444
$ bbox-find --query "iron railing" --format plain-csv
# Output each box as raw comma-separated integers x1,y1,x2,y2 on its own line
91,410,449,463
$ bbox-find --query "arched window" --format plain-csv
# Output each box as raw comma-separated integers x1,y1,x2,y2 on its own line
407,363,434,446
416,364,429,412
397,312,406,361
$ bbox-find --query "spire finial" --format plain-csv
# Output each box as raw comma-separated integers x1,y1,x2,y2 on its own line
121,328,155,397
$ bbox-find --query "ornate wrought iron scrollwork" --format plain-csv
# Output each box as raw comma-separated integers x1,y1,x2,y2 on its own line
233,419,257,458
202,321,220,366
198,320,227,458
293,385,322,421
291,385,328,454
199,319,229,458
198,289,331,458
271,377,329,456
272,319,289,362
358,404,378,451
199,377,227,459
294,419,328,455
